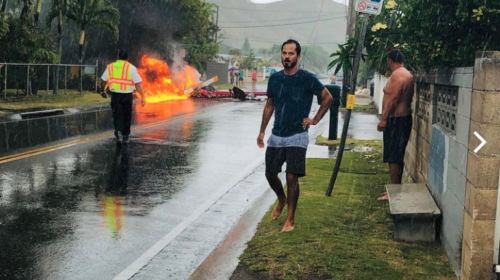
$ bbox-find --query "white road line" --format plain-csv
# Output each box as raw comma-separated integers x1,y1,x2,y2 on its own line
113,154,265,280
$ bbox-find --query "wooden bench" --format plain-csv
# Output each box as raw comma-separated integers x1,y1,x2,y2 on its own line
386,183,441,243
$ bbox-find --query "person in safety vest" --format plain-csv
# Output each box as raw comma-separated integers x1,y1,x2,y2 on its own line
100,50,145,145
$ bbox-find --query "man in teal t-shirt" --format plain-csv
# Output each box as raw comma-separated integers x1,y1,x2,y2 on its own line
257,39,333,232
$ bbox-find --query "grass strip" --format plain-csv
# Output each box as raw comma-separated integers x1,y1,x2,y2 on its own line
0,90,108,111
237,140,455,280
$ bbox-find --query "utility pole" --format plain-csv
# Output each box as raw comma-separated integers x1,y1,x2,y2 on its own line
342,0,358,107
327,14,370,196
326,0,384,196
346,0,358,39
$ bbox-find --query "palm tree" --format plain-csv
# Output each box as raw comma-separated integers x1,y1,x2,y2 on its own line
17,0,32,21
34,0,42,23
0,1,8,40
1,0,8,13
66,0,119,93
46,0,67,94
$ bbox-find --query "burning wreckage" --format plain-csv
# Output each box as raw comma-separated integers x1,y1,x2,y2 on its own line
132,55,265,103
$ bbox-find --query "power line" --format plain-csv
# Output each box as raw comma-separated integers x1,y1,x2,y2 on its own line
220,15,345,29
301,0,327,69
307,0,327,47
221,37,342,45
218,5,340,14
219,13,344,24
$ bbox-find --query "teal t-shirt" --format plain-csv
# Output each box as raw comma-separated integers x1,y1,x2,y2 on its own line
266,69,325,137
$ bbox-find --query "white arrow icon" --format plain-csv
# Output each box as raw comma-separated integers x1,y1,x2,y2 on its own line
474,131,486,153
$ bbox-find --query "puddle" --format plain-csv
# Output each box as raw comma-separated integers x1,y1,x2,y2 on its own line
327,144,374,152
352,146,374,152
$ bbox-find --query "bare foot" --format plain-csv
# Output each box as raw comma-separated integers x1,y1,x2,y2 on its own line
377,193,389,201
271,202,285,220
281,221,294,232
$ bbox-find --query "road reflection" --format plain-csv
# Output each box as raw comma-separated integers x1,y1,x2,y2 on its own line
100,147,129,239
0,108,208,278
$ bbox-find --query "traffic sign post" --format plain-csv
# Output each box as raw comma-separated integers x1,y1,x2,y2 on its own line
326,12,374,196
355,0,384,15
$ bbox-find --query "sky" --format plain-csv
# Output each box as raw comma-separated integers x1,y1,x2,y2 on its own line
251,0,347,4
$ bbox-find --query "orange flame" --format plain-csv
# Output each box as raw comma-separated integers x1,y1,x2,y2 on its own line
133,99,196,124
138,55,200,103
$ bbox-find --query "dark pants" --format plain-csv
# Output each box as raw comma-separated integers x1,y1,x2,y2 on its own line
110,92,133,137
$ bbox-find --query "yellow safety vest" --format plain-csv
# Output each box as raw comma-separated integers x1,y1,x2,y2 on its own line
106,60,135,92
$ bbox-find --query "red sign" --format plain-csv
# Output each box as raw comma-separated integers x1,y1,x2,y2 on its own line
358,1,367,10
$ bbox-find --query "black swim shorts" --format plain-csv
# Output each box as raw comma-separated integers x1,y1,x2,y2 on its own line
265,147,307,177
383,115,412,163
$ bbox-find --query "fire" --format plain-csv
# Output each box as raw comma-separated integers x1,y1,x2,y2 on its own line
138,55,200,103
133,98,196,124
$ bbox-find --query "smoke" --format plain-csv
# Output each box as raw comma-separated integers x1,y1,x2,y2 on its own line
169,42,201,86
117,1,179,64
113,1,201,82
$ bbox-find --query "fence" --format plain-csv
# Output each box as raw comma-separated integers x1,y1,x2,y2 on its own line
0,61,99,99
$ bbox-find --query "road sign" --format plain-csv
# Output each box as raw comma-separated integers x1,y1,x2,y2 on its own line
355,0,384,15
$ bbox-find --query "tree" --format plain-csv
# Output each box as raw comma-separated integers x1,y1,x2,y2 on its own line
108,0,218,72
269,44,282,63
219,43,232,54
241,37,251,55
327,38,356,77
0,10,8,40
66,0,119,63
1,0,8,13
34,0,42,23
229,48,240,56
331,0,500,75
17,0,32,21
0,15,57,95
257,48,269,58
46,0,68,94
65,0,119,92
240,49,255,70
168,0,219,70
300,45,329,74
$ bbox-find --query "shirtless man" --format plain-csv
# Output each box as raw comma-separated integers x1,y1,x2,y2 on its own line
377,49,414,201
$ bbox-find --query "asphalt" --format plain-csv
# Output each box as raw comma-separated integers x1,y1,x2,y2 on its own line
0,82,381,280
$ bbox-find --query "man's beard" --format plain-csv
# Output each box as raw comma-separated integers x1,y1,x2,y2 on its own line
282,59,297,70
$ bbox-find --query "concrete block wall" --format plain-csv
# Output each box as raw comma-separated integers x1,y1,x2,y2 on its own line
405,67,473,275
405,73,436,185
461,52,500,280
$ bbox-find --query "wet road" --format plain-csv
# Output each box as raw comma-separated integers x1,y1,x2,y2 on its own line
0,91,361,279
0,98,290,280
